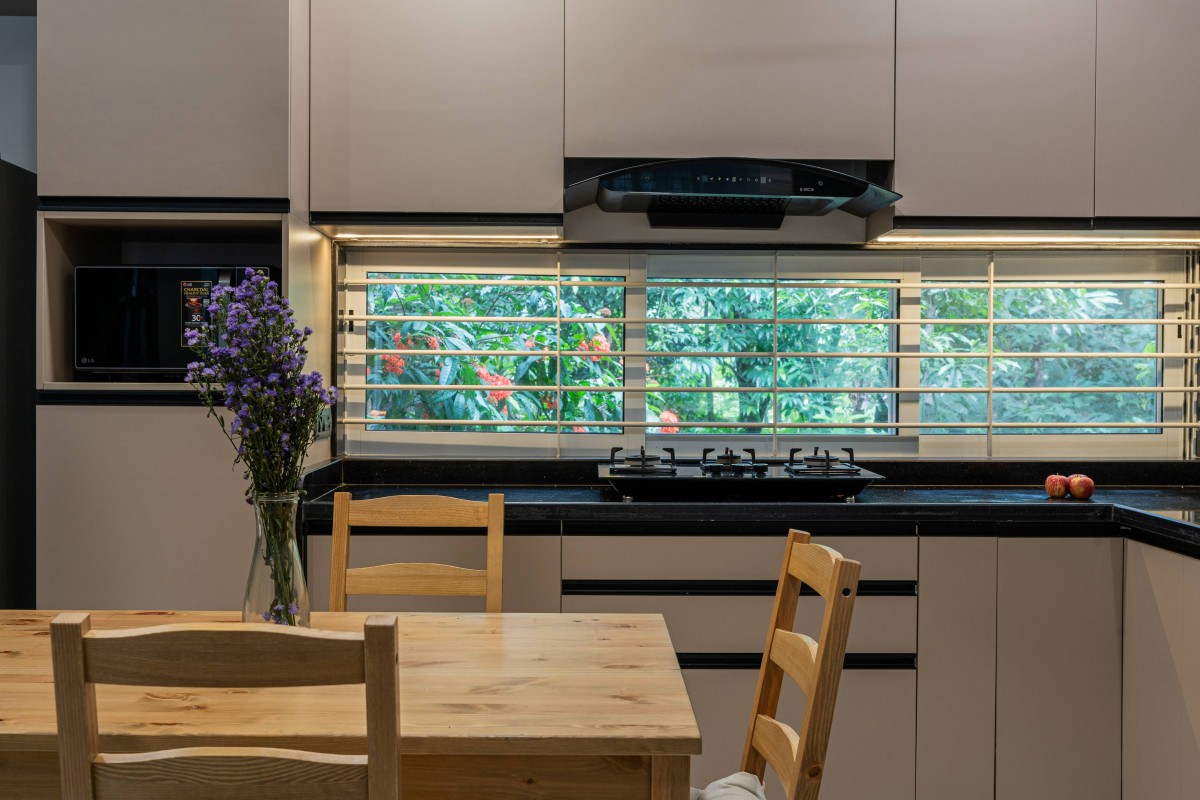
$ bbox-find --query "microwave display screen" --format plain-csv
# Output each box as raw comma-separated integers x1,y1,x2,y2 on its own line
75,266,230,373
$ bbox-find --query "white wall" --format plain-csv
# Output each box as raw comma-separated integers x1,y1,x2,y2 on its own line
0,16,35,173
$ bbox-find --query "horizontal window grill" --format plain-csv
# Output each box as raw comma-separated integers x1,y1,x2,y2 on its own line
336,252,1200,456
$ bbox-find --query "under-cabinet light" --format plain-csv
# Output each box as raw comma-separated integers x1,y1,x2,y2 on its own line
325,224,562,243
874,232,1200,246
334,233,560,241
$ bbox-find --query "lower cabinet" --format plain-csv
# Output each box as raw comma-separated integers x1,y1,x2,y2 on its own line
918,535,1123,800
684,668,916,799
1123,539,1200,800
563,532,918,795
995,537,1122,800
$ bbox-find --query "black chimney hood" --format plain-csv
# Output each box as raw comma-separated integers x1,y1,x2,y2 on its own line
565,158,901,230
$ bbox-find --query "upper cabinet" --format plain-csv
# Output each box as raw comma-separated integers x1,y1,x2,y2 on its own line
894,0,1096,217
310,0,564,215
1095,0,1200,217
565,0,894,160
37,0,290,199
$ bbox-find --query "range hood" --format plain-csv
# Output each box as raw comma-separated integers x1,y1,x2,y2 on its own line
565,158,901,230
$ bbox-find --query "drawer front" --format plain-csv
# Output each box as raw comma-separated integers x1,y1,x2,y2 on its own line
562,594,915,654
685,668,916,800
563,535,917,581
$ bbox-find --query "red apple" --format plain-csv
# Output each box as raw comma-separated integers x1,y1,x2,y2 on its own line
1067,474,1095,500
1045,474,1070,498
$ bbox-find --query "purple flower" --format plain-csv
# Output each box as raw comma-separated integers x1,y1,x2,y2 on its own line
287,602,300,615
261,612,272,622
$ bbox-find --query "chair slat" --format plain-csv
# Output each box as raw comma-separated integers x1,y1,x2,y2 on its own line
787,543,840,600
345,563,488,597
346,494,489,527
83,624,365,688
93,748,367,800
750,714,800,791
769,629,819,698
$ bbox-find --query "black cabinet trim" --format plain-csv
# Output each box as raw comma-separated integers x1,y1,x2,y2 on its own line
310,212,563,227
38,196,289,214
37,390,204,407
561,579,915,596
677,652,915,670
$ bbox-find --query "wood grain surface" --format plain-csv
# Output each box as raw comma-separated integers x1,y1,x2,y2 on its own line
0,611,699,778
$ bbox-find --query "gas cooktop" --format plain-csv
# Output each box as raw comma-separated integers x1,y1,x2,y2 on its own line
600,447,884,502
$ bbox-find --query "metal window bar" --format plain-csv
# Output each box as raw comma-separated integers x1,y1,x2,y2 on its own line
340,267,1190,438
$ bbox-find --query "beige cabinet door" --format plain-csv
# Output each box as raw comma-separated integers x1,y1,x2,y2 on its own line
1123,539,1200,800
565,0,894,159
685,668,915,800
895,0,1096,216
37,0,290,199
916,537,997,800
36,405,255,610
995,537,1122,800
311,0,564,214
1095,0,1200,216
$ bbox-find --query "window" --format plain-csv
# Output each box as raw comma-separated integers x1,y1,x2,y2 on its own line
338,250,1189,459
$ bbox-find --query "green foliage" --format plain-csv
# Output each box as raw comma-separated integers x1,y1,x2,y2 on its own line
364,274,1162,437
365,274,623,432
920,285,1159,433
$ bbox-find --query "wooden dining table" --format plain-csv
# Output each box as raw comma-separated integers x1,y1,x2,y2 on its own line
0,610,701,800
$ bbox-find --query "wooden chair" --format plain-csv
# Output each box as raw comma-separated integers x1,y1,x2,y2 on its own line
698,529,861,800
330,492,504,613
51,612,400,800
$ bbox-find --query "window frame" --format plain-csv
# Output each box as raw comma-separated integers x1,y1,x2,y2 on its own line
336,247,1188,460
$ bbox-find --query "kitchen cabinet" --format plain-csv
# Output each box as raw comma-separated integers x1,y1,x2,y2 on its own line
916,537,997,800
1122,539,1200,799
306,533,561,613
36,405,255,610
310,0,564,214
565,0,894,159
685,669,915,800
562,531,916,793
894,0,1096,216
1095,0,1200,217
995,537,1122,800
37,0,290,199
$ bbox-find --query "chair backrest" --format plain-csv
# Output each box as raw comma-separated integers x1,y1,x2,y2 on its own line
740,529,861,800
51,612,400,800
329,492,504,613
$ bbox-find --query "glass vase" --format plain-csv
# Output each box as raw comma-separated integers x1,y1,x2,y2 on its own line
245,491,310,626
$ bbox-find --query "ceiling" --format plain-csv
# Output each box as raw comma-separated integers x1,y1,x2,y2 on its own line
0,1,35,16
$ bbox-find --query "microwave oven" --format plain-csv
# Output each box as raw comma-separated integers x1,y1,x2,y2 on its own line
74,265,244,374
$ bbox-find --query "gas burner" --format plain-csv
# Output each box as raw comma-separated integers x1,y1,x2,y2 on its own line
609,446,677,475
700,448,769,477
785,447,862,475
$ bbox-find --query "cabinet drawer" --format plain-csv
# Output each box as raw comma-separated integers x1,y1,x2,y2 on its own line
685,668,916,800
562,594,915,654
563,535,917,581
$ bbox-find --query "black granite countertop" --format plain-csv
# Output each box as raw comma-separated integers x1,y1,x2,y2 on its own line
300,482,1200,559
